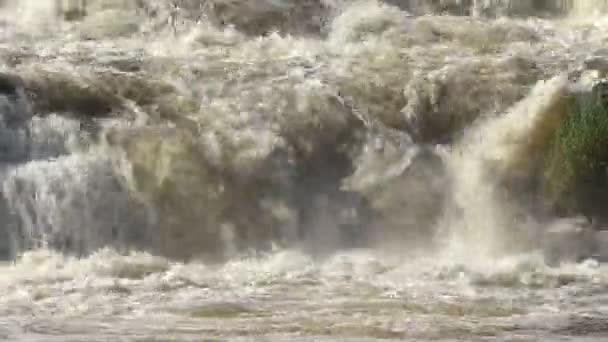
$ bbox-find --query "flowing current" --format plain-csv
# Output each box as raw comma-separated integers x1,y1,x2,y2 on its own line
1,0,608,341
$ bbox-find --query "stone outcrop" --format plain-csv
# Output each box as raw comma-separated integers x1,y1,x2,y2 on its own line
403,56,541,143
204,0,331,36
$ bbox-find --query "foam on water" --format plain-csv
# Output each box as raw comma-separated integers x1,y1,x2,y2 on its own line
2,247,608,341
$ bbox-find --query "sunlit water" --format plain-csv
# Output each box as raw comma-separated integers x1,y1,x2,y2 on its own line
0,0,608,341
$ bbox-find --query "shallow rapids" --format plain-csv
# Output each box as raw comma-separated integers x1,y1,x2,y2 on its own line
2,248,608,341
1,0,608,341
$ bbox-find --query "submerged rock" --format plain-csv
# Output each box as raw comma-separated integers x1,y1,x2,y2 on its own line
346,132,448,253
79,9,140,39
57,0,88,21
386,0,474,16
108,126,298,260
403,56,541,143
0,73,32,162
542,217,596,265
20,69,120,117
205,0,331,36
0,72,31,128
2,154,154,258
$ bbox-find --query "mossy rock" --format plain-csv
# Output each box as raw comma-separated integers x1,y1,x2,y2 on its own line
63,8,87,22
543,92,608,218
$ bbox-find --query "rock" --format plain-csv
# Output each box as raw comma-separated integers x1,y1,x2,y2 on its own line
0,73,31,128
346,136,448,253
0,197,15,260
385,0,474,15
108,127,228,261
79,9,140,39
385,0,570,17
205,0,330,36
19,68,177,119
0,73,32,162
105,79,372,260
542,217,596,265
403,56,540,143
2,154,153,258
57,0,88,21
540,81,608,221
584,56,608,77
108,125,301,261
20,69,120,117
593,230,608,262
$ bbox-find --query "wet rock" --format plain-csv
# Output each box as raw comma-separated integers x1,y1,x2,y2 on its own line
105,74,371,260
19,68,177,120
205,0,331,36
584,55,608,78
20,69,120,116
79,9,140,39
346,136,448,252
540,82,608,222
386,0,474,16
0,197,15,260
403,56,541,143
471,0,533,17
505,78,571,182
0,73,31,127
0,73,22,97
2,154,153,258
554,315,608,336
107,127,227,261
108,126,299,261
57,0,88,21
386,0,570,18
593,230,608,262
28,114,86,160
434,17,539,50
542,217,596,265
0,73,32,162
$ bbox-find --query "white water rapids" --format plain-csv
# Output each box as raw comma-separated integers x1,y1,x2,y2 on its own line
0,0,608,341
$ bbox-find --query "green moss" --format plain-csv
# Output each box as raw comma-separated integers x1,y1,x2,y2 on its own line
63,9,87,22
543,96,608,215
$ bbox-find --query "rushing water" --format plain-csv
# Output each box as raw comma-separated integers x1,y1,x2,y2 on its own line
1,0,608,341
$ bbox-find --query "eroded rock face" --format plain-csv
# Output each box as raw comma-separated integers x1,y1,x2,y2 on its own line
385,0,474,15
403,56,541,143
107,124,360,260
542,217,596,265
105,83,371,260
2,154,154,258
205,0,331,36
345,130,448,253
538,79,608,223
0,73,32,162
107,127,229,261
385,0,570,17
0,73,31,128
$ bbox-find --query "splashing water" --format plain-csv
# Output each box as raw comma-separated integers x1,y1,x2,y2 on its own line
0,0,608,341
